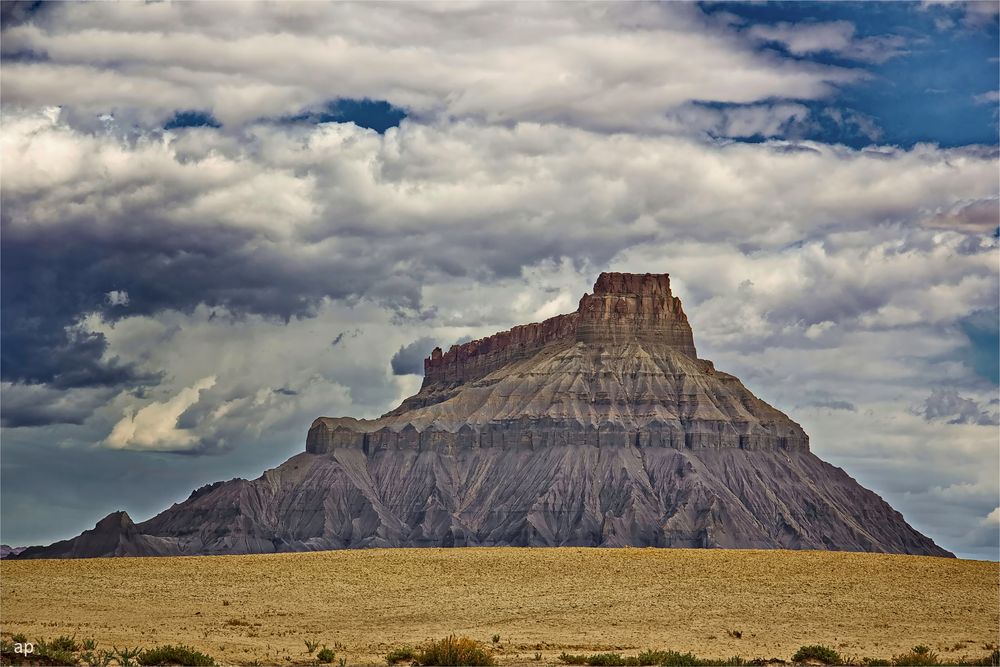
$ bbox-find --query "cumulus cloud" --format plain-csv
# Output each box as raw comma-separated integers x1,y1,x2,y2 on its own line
922,388,1000,425
106,375,217,451
0,2,862,132
0,2,997,558
748,20,908,64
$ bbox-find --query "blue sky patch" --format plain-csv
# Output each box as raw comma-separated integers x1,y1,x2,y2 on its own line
164,110,222,130
285,98,407,133
701,1,999,148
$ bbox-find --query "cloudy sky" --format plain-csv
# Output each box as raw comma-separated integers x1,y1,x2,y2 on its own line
1,1,997,560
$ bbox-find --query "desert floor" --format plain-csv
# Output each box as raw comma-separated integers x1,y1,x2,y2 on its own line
1,548,997,666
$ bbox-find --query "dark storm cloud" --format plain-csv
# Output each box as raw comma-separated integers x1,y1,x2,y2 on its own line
0,1,997,560
0,1,45,30
0,384,114,428
391,337,436,375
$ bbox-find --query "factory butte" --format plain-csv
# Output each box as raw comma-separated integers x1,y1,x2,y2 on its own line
17,273,950,559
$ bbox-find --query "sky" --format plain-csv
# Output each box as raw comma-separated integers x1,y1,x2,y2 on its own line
0,1,997,560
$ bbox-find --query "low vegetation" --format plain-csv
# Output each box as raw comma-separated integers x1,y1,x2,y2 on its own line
557,650,747,666
553,645,1000,667
416,635,496,666
791,645,843,665
137,644,215,666
385,645,418,664
2,634,997,667
0,639,215,666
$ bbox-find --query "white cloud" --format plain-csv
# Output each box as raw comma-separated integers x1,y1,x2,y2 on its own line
105,290,130,307
1,2,997,557
106,375,216,451
747,20,908,64
0,3,862,132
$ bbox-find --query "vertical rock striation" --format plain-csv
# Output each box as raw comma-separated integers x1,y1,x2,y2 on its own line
15,272,953,559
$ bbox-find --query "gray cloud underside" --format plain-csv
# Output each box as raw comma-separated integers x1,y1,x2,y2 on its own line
0,2,997,559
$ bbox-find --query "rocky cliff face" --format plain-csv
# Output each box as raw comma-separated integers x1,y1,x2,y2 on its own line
15,272,953,559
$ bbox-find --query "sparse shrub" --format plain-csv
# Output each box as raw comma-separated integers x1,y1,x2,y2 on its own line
792,645,842,665
639,650,704,666
305,639,320,654
111,646,142,667
338,658,347,667
222,600,231,606
862,659,891,666
727,630,743,640
34,639,79,666
225,618,250,627
386,646,418,664
317,646,336,663
137,644,215,666
535,653,543,662
11,634,27,645
577,654,629,667
558,650,741,667
82,638,98,651
418,635,496,666
50,634,81,652
890,646,940,666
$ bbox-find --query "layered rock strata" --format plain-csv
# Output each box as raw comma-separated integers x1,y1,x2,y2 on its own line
16,272,952,558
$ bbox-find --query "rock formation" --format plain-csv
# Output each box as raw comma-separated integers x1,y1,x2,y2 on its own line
16,272,952,558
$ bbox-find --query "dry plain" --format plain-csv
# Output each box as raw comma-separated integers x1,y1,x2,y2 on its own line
1,548,997,666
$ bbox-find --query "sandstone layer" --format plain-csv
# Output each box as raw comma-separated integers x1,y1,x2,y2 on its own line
16,273,952,558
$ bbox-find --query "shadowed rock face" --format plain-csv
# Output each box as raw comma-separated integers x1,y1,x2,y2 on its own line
15,273,953,558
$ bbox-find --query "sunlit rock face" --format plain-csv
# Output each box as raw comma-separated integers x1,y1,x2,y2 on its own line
16,273,953,558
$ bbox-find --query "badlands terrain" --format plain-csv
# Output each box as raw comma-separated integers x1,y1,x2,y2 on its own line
2,547,996,666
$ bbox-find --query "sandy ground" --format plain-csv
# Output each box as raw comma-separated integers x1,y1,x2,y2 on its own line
1,548,997,666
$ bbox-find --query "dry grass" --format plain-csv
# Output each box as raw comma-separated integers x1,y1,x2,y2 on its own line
1,548,996,666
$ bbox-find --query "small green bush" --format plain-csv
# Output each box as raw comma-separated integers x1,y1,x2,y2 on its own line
386,646,418,664
792,645,842,665
890,646,940,666
114,646,143,667
418,635,496,666
82,638,98,651
50,635,81,652
317,647,336,663
138,644,215,666
638,650,705,666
